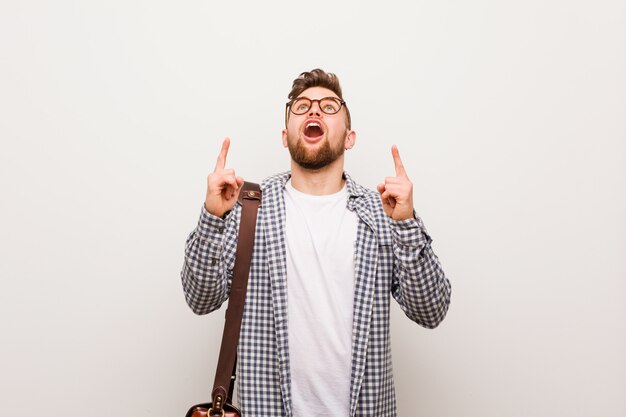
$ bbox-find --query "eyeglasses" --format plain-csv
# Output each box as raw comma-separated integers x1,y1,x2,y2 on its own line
286,96,346,115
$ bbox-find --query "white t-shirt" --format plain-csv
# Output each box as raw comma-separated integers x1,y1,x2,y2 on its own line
284,180,359,417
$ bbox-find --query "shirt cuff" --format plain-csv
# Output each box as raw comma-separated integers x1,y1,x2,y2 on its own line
196,204,227,240
390,213,432,248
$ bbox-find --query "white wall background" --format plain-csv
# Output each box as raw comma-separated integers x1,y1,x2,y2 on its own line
1,1,624,416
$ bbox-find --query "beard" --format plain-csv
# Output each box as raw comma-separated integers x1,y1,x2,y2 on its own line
286,133,345,170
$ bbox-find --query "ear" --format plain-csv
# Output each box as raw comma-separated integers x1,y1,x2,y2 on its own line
282,129,288,148
344,130,357,150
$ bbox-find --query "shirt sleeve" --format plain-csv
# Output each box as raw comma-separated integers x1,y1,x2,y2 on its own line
390,214,452,328
180,204,240,315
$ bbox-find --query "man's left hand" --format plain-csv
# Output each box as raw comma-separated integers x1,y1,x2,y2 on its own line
377,145,415,220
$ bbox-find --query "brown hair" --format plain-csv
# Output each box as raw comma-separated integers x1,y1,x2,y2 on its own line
286,68,351,129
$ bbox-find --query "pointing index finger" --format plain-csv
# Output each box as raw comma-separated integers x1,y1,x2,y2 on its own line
214,137,230,171
392,145,407,177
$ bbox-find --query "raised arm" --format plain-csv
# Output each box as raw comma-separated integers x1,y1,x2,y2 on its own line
181,138,244,315
378,145,451,328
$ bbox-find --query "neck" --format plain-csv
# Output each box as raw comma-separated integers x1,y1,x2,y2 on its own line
289,156,345,195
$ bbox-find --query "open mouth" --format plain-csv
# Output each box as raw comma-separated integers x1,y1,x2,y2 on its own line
303,121,324,139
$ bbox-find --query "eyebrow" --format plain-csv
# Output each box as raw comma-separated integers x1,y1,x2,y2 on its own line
294,96,341,100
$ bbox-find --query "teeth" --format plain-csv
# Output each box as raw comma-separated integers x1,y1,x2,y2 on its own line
306,122,320,128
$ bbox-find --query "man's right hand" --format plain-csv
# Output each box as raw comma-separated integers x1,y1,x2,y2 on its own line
205,137,244,218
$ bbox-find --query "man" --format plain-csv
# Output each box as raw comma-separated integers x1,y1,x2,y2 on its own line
181,69,451,417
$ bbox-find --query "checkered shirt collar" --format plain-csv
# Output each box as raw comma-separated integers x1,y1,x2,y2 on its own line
261,171,368,200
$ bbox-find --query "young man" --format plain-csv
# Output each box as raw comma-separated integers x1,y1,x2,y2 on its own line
181,69,451,417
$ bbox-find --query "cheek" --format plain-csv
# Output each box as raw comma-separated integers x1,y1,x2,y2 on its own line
283,125,299,146
330,118,348,133
286,119,300,135
331,124,348,140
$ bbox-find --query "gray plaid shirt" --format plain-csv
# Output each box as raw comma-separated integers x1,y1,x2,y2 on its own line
181,171,451,417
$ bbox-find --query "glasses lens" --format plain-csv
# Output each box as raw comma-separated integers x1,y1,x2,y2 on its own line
320,98,341,114
291,98,311,115
289,97,343,115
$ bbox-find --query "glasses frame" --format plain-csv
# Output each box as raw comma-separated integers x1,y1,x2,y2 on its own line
286,96,346,116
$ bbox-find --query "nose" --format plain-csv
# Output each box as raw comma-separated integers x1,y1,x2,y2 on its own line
308,99,322,116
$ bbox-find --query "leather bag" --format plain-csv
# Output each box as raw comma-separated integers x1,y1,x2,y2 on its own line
185,182,262,417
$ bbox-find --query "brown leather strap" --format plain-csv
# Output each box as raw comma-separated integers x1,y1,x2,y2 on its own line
210,182,261,416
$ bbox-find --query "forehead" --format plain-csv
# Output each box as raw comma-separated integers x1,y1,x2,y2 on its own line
296,86,339,100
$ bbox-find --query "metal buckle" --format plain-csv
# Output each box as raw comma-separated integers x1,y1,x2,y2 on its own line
207,408,225,417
